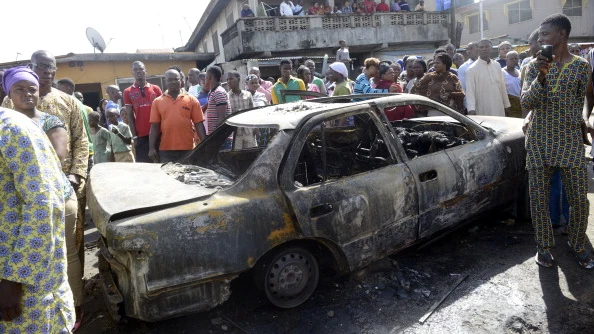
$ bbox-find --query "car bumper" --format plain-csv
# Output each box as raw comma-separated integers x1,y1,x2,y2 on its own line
98,237,236,322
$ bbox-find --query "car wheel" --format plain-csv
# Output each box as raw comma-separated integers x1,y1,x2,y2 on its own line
263,247,319,309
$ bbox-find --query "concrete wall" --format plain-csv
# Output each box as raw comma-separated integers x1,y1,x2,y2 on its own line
458,0,594,44
195,0,241,64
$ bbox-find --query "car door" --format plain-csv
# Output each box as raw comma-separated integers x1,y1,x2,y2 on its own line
281,109,419,269
379,99,504,239
405,149,464,238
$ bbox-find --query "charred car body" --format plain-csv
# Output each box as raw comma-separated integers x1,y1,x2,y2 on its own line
88,95,526,321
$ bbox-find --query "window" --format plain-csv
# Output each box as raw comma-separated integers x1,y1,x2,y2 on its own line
468,13,489,34
226,13,234,28
507,0,532,24
563,0,582,16
294,113,393,187
188,123,278,182
212,31,220,55
202,41,208,53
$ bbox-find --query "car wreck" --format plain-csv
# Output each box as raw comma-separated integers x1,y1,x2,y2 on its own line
87,94,527,322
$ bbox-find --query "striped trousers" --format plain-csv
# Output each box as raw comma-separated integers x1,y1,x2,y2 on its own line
528,166,589,252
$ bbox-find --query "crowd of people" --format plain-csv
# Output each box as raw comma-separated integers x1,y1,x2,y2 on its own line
241,0,423,17
1,11,594,333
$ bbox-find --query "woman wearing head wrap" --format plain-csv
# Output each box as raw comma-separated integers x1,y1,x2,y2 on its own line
411,53,465,116
3,66,85,331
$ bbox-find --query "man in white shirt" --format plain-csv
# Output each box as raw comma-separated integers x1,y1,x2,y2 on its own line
457,41,478,92
187,68,201,98
279,0,295,16
466,39,511,116
414,0,425,12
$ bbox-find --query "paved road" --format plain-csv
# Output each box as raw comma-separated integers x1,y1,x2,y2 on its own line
79,163,594,334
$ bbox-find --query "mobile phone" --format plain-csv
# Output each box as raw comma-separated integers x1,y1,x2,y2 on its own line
540,45,553,62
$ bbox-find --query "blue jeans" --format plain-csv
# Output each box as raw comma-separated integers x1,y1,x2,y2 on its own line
549,168,569,226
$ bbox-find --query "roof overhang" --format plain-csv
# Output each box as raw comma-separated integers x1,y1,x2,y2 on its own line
176,0,232,53
0,52,216,69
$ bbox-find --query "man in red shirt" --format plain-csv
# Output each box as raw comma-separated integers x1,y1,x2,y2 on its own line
149,69,206,163
363,0,376,13
123,61,162,163
376,0,389,12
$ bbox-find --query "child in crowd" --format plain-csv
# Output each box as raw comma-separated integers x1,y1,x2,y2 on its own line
106,108,135,162
88,111,112,164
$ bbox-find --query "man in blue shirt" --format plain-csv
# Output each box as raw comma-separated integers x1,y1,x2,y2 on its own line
241,4,255,17
398,0,411,11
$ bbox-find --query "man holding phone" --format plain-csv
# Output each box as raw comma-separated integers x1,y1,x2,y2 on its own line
522,13,594,269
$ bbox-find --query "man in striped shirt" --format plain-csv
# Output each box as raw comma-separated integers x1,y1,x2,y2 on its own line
205,66,232,135
353,57,389,101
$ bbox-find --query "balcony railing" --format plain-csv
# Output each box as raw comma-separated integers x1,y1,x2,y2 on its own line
221,12,450,61
223,12,448,38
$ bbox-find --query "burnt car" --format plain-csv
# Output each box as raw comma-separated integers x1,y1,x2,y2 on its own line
88,94,527,322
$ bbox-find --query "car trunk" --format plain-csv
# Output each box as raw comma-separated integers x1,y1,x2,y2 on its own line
87,163,219,236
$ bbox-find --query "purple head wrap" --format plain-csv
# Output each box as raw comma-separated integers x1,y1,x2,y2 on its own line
2,66,39,94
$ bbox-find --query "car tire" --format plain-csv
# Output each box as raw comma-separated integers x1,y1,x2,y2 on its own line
262,247,319,309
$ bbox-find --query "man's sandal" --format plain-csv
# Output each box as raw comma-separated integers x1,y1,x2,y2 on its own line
535,250,554,268
568,242,594,269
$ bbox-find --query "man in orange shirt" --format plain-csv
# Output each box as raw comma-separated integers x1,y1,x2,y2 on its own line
149,69,206,163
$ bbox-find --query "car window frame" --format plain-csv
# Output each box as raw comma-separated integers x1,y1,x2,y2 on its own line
281,106,402,190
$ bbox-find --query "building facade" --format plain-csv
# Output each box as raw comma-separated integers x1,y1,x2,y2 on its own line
178,0,450,71
457,0,594,45
0,52,212,110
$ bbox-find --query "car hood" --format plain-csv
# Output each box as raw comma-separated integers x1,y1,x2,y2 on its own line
87,163,219,236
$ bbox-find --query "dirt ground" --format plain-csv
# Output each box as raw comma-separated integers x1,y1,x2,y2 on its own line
78,164,594,334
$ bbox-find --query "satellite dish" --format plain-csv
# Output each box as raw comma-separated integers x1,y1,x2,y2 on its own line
86,27,107,53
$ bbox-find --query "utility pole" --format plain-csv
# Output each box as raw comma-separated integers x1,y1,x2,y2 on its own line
450,0,457,46
479,0,484,39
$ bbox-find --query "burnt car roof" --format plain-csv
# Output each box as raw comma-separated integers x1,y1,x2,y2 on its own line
225,101,336,130
225,94,449,130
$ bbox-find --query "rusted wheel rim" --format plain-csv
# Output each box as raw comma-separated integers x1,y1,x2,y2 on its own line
264,249,318,308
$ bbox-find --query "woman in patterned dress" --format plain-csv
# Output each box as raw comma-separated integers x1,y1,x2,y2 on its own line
0,106,74,332
3,66,83,330
411,53,465,116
